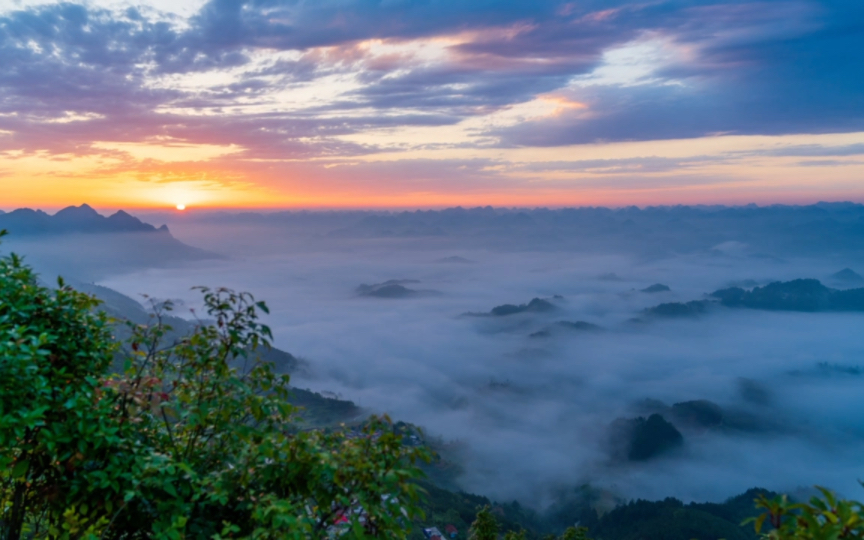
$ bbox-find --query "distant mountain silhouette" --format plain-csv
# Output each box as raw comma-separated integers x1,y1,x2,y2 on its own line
0,204,164,235
357,280,422,298
152,202,864,258
0,205,218,281
641,283,671,293
356,279,441,298
637,278,864,319
633,397,770,434
831,268,864,285
466,297,559,317
668,400,724,430
642,301,708,318
607,414,684,462
530,320,602,338
711,279,864,311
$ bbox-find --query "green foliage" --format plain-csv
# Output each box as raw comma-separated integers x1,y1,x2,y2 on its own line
286,387,361,427
0,234,429,539
465,504,591,540
411,479,540,538
589,496,755,540
469,506,499,540
750,488,864,539
558,526,591,540
0,233,122,540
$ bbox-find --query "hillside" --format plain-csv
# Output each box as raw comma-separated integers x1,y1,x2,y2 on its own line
73,281,360,427
413,482,773,540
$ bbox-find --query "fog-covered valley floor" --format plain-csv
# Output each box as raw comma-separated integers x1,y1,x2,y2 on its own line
89,216,864,507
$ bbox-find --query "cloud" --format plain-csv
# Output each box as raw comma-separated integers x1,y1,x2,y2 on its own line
78,206,864,505
0,0,863,206
513,155,729,175
757,143,864,158
795,159,863,167
492,0,864,145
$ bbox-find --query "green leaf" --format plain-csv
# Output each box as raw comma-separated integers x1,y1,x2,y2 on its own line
11,459,29,478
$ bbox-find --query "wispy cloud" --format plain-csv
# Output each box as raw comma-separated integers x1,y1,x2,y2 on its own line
0,0,862,207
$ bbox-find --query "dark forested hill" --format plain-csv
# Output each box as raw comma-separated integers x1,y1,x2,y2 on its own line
587,489,774,540
711,279,864,311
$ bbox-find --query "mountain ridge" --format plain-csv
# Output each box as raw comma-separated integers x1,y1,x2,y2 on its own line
0,204,220,281
0,204,168,235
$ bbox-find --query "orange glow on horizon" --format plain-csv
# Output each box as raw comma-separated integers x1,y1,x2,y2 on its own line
5,176,864,213
2,132,864,213
14,184,863,215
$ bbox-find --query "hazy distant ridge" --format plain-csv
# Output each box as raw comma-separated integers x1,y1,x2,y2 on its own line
0,204,219,281
0,204,167,235
147,202,864,257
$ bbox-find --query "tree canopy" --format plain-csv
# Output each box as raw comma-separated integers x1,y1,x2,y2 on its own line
0,231,428,539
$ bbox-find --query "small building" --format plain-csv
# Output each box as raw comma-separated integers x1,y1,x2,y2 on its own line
444,524,458,538
423,526,444,540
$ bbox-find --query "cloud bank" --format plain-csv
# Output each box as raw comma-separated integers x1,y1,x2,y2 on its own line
71,206,864,506
1,0,863,207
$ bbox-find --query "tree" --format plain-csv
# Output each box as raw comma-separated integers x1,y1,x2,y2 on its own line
469,506,499,540
558,526,591,540
503,530,526,540
0,231,429,539
750,488,864,540
0,233,125,539
471,505,592,540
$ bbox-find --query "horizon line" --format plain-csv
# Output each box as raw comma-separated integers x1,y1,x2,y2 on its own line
3,199,864,216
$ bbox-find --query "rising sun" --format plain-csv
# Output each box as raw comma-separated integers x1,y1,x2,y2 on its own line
176,203,186,210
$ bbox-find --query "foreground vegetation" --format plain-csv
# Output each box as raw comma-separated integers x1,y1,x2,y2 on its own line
0,232,427,539
1,230,863,539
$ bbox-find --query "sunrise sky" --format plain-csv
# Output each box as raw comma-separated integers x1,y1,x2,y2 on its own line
0,0,862,210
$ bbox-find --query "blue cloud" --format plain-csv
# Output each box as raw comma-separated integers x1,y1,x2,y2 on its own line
0,0,861,158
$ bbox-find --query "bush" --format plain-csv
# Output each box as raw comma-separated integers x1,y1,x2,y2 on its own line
0,231,428,539
750,488,864,539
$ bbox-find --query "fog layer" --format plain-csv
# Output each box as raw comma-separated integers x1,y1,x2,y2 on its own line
83,207,864,506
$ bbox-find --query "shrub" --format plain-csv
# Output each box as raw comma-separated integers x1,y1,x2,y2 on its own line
0,231,428,539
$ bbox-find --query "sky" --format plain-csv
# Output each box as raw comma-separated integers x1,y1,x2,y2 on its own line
0,0,863,210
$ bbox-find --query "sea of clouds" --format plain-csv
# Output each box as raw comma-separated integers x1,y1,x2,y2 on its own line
88,218,864,507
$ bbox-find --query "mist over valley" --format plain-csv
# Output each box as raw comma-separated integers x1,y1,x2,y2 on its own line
5,203,864,510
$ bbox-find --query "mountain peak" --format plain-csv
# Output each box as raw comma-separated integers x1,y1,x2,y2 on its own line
54,204,101,221
56,203,98,215
832,268,864,283
106,210,156,232
0,205,160,235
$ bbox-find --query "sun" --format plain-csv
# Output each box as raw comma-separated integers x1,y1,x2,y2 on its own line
176,203,186,210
